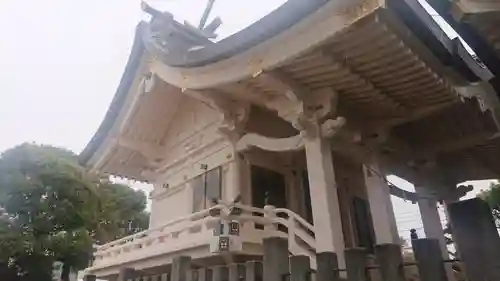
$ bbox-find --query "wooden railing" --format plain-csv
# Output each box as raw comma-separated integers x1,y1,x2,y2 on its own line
90,203,317,270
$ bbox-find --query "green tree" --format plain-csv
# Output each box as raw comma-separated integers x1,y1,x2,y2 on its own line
478,181,500,227
0,143,149,281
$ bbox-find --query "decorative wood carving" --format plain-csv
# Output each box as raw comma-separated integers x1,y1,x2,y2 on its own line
236,132,306,152
182,89,250,144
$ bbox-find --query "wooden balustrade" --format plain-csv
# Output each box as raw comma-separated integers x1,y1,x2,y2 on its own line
90,204,319,270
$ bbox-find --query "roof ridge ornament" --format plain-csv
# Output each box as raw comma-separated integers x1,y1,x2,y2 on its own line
141,1,214,63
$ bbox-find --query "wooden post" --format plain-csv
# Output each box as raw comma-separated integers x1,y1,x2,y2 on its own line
415,185,455,281
448,198,500,281
263,237,289,281
172,256,192,281
374,244,406,281
83,275,97,281
363,163,399,245
290,256,310,281
316,252,339,281
118,268,136,281
344,248,368,281
305,135,345,268
245,261,262,281
412,239,448,281
213,266,228,281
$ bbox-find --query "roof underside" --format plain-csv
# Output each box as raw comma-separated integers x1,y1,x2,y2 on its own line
80,0,500,184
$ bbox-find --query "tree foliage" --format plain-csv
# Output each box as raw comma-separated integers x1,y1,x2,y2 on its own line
478,181,500,227
0,143,149,281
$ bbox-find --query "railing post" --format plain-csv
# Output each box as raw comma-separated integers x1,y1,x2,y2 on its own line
344,248,368,281
290,255,311,281
172,256,191,281
263,237,289,281
288,215,297,251
374,244,406,281
412,238,448,281
316,252,340,281
245,261,262,281
264,205,277,233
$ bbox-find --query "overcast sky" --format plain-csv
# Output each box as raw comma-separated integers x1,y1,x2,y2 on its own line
0,0,494,242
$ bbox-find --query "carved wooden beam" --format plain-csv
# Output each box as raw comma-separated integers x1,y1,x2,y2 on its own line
181,88,250,143
237,133,305,152
253,70,307,101
236,116,346,152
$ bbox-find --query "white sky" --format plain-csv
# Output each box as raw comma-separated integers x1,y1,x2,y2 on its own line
0,0,495,243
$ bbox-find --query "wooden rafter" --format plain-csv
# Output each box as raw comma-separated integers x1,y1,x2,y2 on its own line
318,50,410,114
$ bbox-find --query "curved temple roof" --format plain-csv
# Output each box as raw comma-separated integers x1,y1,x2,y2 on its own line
141,0,330,67
79,23,147,166
80,0,500,185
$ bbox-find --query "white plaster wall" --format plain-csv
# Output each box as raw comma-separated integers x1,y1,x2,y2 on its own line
148,97,237,227
149,183,193,228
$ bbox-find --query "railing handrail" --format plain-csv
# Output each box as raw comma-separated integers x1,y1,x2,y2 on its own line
97,204,226,251
93,203,318,266
274,208,315,234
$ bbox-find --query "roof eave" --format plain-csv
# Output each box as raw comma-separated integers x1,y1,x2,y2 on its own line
79,22,147,167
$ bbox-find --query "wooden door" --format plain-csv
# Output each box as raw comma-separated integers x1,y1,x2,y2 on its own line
251,165,287,208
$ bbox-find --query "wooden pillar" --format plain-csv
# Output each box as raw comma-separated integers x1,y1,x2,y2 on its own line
363,162,399,244
226,153,242,202
118,268,136,281
263,237,289,281
304,135,345,267
374,244,406,281
413,238,448,281
415,186,455,281
160,273,169,281
448,198,500,281
171,256,191,281
344,248,368,281
290,256,311,281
